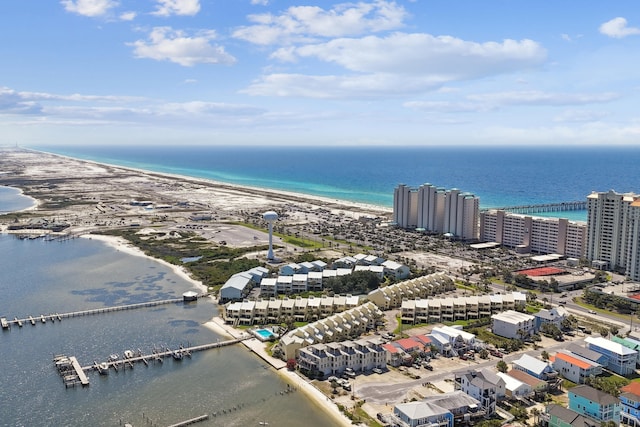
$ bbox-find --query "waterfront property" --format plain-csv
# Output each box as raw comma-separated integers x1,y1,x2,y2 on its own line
224,294,361,326
393,401,454,427
296,337,387,377
586,189,640,281
479,209,585,258
393,184,480,241
568,384,620,424
277,302,383,360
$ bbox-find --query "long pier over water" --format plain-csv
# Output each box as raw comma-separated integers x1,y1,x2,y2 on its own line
1,293,209,330
483,201,586,215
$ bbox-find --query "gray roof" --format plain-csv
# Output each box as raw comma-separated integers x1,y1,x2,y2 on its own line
395,401,449,419
570,385,619,406
566,343,605,362
547,404,599,427
423,390,480,411
513,354,551,376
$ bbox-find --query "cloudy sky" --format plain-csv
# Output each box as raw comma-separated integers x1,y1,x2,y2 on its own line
1,0,639,146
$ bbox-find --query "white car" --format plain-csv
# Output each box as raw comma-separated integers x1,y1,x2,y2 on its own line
588,309,596,314
372,368,383,374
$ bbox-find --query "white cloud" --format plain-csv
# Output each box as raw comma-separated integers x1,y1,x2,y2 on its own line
553,109,608,123
467,91,619,106
249,34,547,98
233,0,407,45
243,73,447,99
120,11,136,21
128,27,236,67
599,17,640,38
61,0,118,17
403,101,487,113
283,34,545,77
151,0,201,17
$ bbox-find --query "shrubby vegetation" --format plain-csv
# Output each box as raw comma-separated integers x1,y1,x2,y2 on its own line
100,229,264,286
323,271,381,295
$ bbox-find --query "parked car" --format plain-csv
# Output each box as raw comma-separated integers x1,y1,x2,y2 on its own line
423,364,433,371
372,368,383,374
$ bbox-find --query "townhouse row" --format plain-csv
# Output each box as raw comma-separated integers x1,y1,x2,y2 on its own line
224,294,361,326
400,291,527,324
296,337,387,377
367,272,457,310
277,302,383,360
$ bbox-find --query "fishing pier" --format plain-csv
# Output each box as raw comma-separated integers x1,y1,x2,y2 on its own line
1,292,208,330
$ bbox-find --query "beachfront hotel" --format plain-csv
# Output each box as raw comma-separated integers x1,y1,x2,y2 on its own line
586,190,640,281
479,210,586,257
393,184,479,241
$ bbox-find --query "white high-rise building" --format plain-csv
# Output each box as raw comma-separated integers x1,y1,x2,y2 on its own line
480,210,586,258
586,190,640,280
393,183,479,240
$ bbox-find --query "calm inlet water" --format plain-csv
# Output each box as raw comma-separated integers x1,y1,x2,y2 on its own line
0,235,331,427
0,186,36,214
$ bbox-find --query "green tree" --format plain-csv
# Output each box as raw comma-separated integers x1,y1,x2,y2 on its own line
541,350,549,361
496,360,508,373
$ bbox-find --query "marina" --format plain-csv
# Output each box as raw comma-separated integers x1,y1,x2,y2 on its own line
54,338,245,388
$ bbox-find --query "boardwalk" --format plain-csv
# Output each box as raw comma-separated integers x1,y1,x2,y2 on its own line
1,294,209,330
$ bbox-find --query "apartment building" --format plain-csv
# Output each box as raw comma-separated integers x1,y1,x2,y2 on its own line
401,292,527,325
296,338,387,377
367,272,456,310
479,210,586,257
393,183,479,240
586,189,640,280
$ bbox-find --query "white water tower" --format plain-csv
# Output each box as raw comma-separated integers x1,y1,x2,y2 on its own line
263,211,278,260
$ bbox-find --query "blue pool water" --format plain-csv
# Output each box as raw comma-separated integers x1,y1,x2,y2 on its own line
255,329,275,340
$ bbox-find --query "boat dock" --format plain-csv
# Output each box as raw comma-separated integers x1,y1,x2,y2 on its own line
53,337,244,388
1,294,209,330
53,355,90,388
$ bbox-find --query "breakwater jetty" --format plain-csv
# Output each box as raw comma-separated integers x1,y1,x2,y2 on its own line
483,201,586,215
1,293,208,331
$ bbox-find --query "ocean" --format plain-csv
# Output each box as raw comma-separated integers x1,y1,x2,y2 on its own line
0,234,332,427
35,145,640,222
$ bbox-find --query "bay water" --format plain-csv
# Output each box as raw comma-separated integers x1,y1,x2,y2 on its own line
0,234,331,427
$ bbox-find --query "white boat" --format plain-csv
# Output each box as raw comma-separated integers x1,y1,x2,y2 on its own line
99,362,109,375
123,350,134,359
109,354,120,362
172,350,183,360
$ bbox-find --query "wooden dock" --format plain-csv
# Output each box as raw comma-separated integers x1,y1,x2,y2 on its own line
74,339,242,372
1,294,209,330
166,414,209,427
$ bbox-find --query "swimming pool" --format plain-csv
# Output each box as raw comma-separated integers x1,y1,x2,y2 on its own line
254,328,275,341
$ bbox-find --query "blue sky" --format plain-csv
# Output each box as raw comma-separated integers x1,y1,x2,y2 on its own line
1,0,639,146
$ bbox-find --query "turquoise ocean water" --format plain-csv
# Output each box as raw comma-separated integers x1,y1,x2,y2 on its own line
35,145,640,222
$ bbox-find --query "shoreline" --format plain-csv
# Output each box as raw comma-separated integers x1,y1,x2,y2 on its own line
82,233,209,295
25,147,393,218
